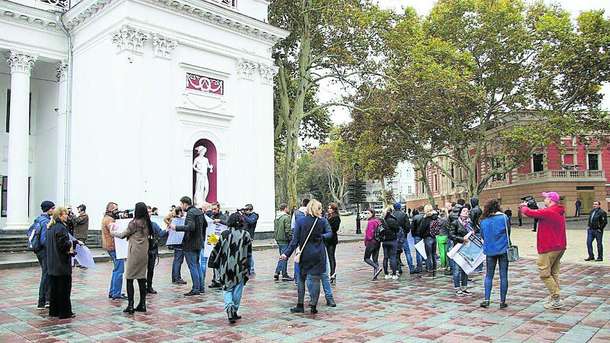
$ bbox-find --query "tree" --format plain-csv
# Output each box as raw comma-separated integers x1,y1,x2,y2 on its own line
270,0,395,208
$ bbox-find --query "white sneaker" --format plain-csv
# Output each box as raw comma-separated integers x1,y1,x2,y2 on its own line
455,289,465,297
544,299,564,310
384,274,391,280
391,275,398,280
461,288,472,296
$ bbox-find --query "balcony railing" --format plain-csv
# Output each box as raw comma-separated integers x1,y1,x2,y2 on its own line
518,170,605,182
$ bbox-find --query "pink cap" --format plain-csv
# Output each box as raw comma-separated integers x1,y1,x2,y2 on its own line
542,192,560,202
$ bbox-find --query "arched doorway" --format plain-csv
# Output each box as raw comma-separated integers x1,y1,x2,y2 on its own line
192,139,217,204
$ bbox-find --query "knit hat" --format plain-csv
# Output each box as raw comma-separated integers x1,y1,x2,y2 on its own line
542,192,560,203
41,200,55,212
393,202,401,210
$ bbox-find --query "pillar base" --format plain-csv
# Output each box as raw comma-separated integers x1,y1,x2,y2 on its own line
3,222,30,231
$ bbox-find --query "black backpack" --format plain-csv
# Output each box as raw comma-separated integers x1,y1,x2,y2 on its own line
374,219,388,242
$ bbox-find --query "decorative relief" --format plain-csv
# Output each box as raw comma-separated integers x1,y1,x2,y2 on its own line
56,61,69,81
258,64,278,84
151,34,178,59
40,0,69,10
186,73,224,95
7,51,36,75
237,59,258,80
111,25,149,54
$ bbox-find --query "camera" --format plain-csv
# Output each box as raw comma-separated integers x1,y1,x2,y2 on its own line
521,196,539,210
114,209,134,219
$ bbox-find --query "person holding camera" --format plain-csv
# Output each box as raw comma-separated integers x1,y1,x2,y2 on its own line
241,204,259,275
585,201,607,262
101,202,126,300
72,204,89,244
520,192,567,310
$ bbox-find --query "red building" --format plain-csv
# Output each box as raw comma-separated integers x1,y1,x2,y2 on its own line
407,138,610,214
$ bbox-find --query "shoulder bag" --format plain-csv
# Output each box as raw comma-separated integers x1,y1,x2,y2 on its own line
504,214,519,262
294,218,318,264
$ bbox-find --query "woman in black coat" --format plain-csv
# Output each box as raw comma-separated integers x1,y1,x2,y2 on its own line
46,207,76,319
325,203,341,283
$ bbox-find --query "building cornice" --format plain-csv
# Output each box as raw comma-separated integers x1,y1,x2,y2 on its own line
64,0,289,44
0,0,62,32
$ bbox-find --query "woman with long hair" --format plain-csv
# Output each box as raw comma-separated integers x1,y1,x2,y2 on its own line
46,207,76,319
363,208,382,280
214,212,252,323
419,204,438,275
480,199,510,309
280,199,333,314
325,203,340,283
449,206,476,296
381,206,400,279
112,202,150,314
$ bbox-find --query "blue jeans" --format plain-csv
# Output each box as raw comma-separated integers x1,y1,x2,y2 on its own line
452,258,468,288
424,237,436,271
307,256,333,302
249,254,255,274
108,251,124,298
587,228,603,259
223,281,244,312
36,249,49,305
184,250,202,293
294,263,300,284
402,239,415,272
413,236,424,271
382,240,398,275
199,250,208,286
171,247,184,282
484,253,509,302
275,244,288,275
299,272,321,306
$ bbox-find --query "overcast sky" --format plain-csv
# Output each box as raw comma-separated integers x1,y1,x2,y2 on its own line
324,0,610,124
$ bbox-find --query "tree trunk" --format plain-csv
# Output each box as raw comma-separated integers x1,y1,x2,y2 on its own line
415,160,436,207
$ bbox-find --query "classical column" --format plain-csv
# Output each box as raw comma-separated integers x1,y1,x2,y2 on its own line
5,51,36,229
56,61,68,205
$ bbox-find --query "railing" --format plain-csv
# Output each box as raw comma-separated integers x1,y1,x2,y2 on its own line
518,170,605,182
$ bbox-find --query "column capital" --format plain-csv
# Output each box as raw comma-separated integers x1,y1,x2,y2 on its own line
56,61,69,82
151,34,178,59
7,51,37,75
236,59,258,80
111,25,149,55
258,64,278,85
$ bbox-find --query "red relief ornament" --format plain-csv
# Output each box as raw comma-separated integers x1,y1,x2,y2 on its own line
186,73,224,95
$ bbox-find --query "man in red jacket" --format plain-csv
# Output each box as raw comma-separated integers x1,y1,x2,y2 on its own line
520,192,567,310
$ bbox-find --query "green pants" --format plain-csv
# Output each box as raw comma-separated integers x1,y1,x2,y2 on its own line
436,235,448,268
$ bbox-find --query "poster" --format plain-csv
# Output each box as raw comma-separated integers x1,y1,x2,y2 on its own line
203,216,228,258
447,232,485,274
75,244,95,269
414,239,427,260
166,217,186,245
114,237,128,259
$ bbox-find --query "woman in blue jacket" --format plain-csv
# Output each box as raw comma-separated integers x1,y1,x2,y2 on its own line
280,199,332,314
480,199,510,309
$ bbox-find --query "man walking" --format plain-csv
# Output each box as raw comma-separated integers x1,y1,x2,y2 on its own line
520,191,567,310
274,203,293,281
575,199,582,217
102,202,126,300
170,196,206,296
30,201,54,309
242,204,259,275
585,201,607,262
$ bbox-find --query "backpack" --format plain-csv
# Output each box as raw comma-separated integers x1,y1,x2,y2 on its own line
374,219,388,242
27,218,44,252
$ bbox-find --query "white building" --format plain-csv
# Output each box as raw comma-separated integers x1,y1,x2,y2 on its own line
0,0,287,232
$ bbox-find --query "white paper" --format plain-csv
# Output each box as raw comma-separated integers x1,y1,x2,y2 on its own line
114,237,128,259
75,244,95,269
414,239,427,260
447,232,485,274
166,231,185,245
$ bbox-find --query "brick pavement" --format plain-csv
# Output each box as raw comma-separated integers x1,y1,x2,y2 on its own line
0,242,609,342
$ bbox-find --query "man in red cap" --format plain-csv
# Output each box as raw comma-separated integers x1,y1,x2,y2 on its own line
520,192,567,310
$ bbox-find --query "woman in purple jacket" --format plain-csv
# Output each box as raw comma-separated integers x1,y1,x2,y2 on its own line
363,209,382,280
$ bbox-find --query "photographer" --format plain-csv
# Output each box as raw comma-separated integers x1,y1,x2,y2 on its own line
241,204,259,275
520,192,567,310
101,202,126,300
585,201,607,262
73,205,89,244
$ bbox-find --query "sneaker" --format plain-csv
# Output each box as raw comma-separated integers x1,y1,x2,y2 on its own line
455,289,465,297
480,300,490,308
274,274,279,281
544,299,564,310
461,288,472,296
37,303,45,310
281,275,294,282
500,302,508,309
391,274,399,280
384,274,391,280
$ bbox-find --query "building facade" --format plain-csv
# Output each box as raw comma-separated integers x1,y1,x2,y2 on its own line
0,0,287,231
407,138,610,215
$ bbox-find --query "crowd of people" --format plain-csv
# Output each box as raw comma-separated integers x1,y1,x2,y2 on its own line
26,190,607,323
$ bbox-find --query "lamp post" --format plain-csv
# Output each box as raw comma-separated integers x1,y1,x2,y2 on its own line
354,163,362,235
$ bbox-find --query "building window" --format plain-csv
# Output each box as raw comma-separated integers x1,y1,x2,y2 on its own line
433,174,439,192
533,153,544,172
588,153,599,171
1,176,6,217
5,90,33,134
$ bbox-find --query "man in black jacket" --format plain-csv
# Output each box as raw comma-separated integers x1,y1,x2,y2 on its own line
411,206,425,273
470,197,482,230
392,203,414,274
585,201,608,262
170,196,206,296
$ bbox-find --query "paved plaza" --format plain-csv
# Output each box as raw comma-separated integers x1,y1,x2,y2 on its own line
0,240,609,343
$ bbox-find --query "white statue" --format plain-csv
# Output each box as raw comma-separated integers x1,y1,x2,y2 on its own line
193,145,213,206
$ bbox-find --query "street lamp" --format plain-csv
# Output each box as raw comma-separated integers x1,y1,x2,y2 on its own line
353,163,362,235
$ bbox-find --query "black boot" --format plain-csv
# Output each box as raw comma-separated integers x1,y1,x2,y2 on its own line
232,311,242,320
135,279,147,312
290,304,304,313
310,305,318,314
123,301,134,314
227,309,236,324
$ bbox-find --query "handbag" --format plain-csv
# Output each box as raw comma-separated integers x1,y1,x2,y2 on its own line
294,218,318,264
504,215,519,262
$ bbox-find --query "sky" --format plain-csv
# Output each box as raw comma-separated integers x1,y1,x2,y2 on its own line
324,0,610,124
